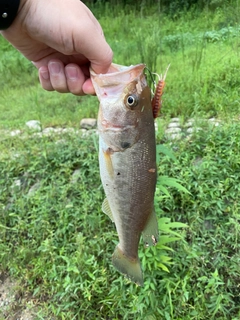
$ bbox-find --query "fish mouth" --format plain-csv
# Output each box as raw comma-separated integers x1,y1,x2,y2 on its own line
90,63,146,84
90,63,146,99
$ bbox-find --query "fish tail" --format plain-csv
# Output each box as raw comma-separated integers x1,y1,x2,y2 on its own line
112,245,143,286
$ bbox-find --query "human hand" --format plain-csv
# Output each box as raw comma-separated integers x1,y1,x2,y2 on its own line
1,0,113,95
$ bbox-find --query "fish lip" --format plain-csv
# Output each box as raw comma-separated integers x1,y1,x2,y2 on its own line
99,124,137,132
90,63,146,79
90,63,146,98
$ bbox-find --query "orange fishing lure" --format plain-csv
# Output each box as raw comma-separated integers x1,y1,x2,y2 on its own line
151,65,170,119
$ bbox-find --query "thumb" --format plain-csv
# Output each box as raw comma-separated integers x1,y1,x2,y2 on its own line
72,12,113,74
83,36,113,75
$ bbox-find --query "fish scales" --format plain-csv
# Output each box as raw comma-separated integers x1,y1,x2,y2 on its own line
91,63,159,285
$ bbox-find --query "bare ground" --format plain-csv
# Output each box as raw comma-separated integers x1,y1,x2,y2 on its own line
0,272,36,320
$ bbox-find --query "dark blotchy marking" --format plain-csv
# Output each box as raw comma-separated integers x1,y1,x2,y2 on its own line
121,141,131,149
117,172,121,176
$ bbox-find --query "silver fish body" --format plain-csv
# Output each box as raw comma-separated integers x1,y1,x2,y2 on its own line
91,63,158,285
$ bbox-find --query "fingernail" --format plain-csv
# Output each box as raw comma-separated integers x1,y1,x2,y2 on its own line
49,61,61,75
40,68,49,80
66,66,78,80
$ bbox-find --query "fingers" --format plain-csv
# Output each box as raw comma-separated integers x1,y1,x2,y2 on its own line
39,60,87,95
39,60,67,92
65,64,86,95
82,78,95,95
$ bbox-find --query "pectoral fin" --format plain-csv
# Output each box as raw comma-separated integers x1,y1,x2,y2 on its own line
103,148,114,178
142,210,159,247
102,198,114,222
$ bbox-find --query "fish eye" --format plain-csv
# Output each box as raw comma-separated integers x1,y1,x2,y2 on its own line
126,95,138,109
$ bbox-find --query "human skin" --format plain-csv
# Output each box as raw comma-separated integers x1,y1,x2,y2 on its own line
0,0,113,95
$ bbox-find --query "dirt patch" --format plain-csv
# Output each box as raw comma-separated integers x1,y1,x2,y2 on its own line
0,272,36,320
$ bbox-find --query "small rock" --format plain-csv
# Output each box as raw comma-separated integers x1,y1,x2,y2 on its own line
55,139,67,145
165,127,182,134
185,119,195,127
170,117,180,123
25,120,41,131
11,179,21,191
208,117,216,122
27,181,41,197
81,129,98,137
62,128,76,134
168,133,182,140
208,118,220,126
186,127,202,134
11,152,21,159
167,122,181,128
80,118,97,129
186,127,194,134
192,156,203,167
42,127,56,135
10,130,21,137
204,219,214,230
32,132,43,138
70,169,81,184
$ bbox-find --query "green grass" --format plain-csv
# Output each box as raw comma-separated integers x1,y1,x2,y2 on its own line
0,1,240,319
1,2,240,128
0,121,239,319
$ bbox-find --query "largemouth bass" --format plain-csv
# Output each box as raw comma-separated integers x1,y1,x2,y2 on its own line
90,63,159,286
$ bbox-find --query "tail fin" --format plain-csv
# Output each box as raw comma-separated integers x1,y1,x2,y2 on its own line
112,245,143,286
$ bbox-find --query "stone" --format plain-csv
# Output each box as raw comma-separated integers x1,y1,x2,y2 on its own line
10,179,21,193
62,128,76,134
186,127,194,134
27,181,41,197
81,129,98,137
167,122,181,128
186,127,202,134
165,127,182,134
10,130,21,137
192,157,203,167
25,120,41,131
185,119,195,127
168,133,182,140
208,118,220,126
170,117,180,123
70,169,81,184
55,139,67,145
80,118,97,129
42,127,56,135
11,153,21,159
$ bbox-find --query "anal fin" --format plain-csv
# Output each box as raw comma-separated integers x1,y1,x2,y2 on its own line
142,210,159,247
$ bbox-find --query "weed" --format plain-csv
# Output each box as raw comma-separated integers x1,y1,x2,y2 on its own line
0,1,240,319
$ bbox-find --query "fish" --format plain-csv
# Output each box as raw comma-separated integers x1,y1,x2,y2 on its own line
90,63,159,286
